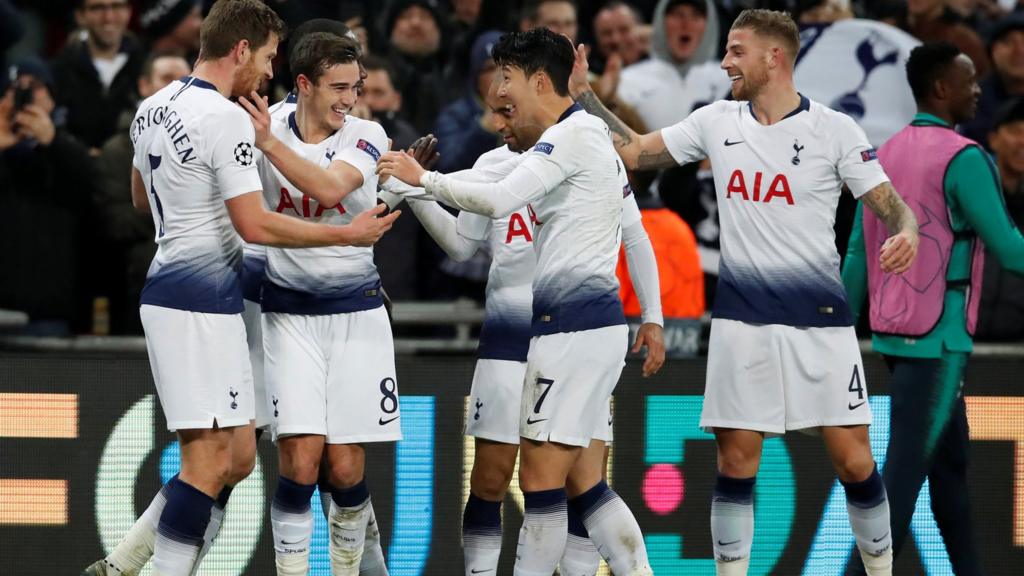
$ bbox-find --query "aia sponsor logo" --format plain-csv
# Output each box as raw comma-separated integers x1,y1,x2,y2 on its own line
726,170,794,205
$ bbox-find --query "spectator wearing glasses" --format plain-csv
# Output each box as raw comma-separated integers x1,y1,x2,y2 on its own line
51,0,144,152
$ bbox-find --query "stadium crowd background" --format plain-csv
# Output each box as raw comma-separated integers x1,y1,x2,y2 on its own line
0,0,1022,340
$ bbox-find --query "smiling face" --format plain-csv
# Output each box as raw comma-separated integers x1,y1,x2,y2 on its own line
664,4,707,63
78,0,131,52
946,54,981,124
594,4,642,65
721,28,772,101
300,60,362,134
232,33,278,97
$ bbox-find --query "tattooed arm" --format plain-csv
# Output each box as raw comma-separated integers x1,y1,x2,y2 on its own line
569,44,678,171
860,181,919,274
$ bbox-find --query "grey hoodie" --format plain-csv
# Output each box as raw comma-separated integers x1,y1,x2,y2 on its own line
650,0,721,77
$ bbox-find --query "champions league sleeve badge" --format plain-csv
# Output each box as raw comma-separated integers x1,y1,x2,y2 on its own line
234,142,254,166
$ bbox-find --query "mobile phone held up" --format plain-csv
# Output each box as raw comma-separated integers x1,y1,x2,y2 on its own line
13,85,33,112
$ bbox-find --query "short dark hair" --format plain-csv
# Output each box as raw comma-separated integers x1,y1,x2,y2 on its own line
287,18,357,61
199,0,286,61
289,32,360,85
361,54,396,84
491,27,574,97
596,1,642,22
906,42,962,103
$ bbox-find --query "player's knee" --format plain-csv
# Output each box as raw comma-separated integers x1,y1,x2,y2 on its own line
471,462,514,500
835,452,876,483
326,463,363,489
227,451,256,485
717,445,761,478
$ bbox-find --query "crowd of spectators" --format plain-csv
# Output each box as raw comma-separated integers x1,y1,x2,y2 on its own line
0,0,1022,338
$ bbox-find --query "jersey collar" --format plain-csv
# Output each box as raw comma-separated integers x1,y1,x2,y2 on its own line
288,111,303,140
747,93,810,122
911,112,950,128
557,102,583,123
178,75,218,92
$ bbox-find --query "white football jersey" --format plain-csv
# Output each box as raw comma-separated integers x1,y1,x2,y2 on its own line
661,96,889,327
258,111,388,314
516,104,626,336
456,146,535,361
240,97,296,303
131,76,262,314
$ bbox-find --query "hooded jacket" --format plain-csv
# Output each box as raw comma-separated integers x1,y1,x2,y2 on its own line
618,0,730,130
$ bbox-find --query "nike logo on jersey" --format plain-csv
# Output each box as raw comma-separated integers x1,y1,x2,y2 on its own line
378,415,400,425
724,139,745,147
525,417,548,425
848,401,866,410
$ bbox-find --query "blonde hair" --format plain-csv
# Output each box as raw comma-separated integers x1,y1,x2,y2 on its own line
730,9,800,65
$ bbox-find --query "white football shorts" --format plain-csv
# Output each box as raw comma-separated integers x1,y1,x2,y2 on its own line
701,318,872,435
140,304,254,432
519,325,628,447
242,299,271,430
263,305,402,444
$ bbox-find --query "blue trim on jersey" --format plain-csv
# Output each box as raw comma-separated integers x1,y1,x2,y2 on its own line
477,317,531,361
531,289,626,336
241,255,266,304
288,111,303,140
557,102,583,123
171,76,219,101
747,93,810,120
140,260,245,314
285,91,297,104
713,261,853,328
260,279,384,315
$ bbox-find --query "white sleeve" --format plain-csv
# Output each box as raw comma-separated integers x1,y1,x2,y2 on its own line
621,183,642,228
422,160,549,218
834,114,889,198
407,199,483,261
420,127,576,217
622,219,663,326
205,107,263,201
335,121,388,184
457,211,492,242
660,103,716,166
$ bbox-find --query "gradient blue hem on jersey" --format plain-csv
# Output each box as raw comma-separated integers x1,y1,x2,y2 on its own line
531,290,626,336
140,259,244,314
241,255,266,304
714,262,853,327
260,279,384,315
477,316,531,361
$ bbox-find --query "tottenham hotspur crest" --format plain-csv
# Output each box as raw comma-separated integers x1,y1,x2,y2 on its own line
791,139,804,166
234,142,254,166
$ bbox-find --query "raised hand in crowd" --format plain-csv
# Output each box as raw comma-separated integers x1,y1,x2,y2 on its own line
0,90,18,151
14,103,55,146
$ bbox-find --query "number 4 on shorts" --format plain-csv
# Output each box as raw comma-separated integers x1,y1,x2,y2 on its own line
848,365,864,399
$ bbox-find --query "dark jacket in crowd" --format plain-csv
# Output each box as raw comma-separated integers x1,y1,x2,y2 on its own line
383,0,455,134
51,34,145,149
95,109,157,334
432,31,503,174
0,131,96,333
961,74,1012,150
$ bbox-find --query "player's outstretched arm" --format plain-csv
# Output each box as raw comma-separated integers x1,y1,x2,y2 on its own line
622,218,666,377
568,43,676,171
130,167,151,213
378,151,542,219
239,93,364,206
861,181,919,274
226,191,399,248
